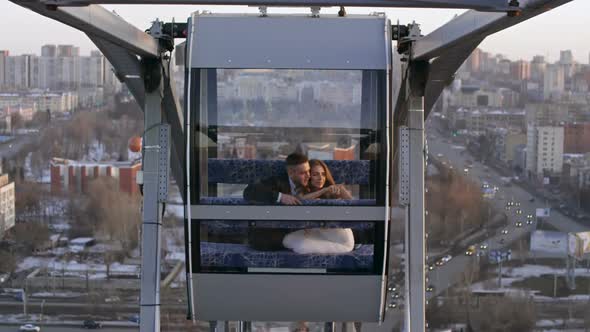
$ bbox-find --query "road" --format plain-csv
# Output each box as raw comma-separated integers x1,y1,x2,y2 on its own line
427,126,587,234
424,118,589,298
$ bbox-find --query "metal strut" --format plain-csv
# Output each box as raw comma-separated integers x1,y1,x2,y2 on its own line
138,21,170,332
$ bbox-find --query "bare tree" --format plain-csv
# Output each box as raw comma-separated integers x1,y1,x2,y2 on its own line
12,222,50,254
0,250,16,274
86,177,141,256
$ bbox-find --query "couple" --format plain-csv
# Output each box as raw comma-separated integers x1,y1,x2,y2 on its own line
243,152,352,205
243,153,355,254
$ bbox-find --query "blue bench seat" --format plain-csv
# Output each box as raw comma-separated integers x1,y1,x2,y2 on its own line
200,242,374,270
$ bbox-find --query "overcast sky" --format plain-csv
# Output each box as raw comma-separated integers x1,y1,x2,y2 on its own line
1,1,588,63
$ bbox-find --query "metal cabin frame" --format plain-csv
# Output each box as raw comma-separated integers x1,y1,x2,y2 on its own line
9,0,575,331
187,13,391,324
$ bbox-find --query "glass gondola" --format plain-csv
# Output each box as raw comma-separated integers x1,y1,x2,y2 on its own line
185,12,394,323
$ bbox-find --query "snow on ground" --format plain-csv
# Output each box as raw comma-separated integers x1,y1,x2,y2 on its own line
536,319,585,329
83,140,107,162
31,291,82,298
165,252,185,262
17,256,140,278
165,203,184,218
507,264,590,278
470,264,590,301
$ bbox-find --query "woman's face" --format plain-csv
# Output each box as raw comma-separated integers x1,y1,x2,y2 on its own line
310,165,326,190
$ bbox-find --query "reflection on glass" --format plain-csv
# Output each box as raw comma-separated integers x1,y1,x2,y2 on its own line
195,69,384,205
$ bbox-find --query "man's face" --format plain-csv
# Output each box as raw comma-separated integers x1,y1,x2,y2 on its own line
288,162,310,188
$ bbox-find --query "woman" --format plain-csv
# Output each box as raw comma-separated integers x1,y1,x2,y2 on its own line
298,159,353,200
283,159,355,254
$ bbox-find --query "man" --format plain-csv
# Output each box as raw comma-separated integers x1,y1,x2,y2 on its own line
243,152,310,205
243,152,310,250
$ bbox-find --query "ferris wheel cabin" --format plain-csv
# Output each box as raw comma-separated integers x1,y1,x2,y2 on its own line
185,12,395,322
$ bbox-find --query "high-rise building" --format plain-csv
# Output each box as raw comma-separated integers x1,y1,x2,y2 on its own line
544,64,565,100
526,124,564,179
41,44,57,57
560,50,574,65
559,50,575,80
57,44,77,57
80,54,104,87
466,48,482,73
0,50,8,88
0,167,15,239
5,55,30,90
530,55,546,83
510,60,531,81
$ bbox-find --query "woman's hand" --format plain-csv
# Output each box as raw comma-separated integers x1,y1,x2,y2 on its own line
327,185,341,195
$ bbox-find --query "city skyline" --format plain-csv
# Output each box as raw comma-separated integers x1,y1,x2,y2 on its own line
2,43,589,66
1,1,589,62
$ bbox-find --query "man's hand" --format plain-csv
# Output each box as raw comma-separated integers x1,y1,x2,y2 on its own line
280,194,301,205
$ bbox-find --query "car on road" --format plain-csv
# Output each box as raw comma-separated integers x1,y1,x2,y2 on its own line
515,202,521,207
501,229,509,235
82,320,102,329
428,264,434,271
479,243,488,250
105,296,120,303
526,219,534,225
515,209,522,215
465,245,476,256
435,254,452,266
19,324,40,332
515,221,523,228
426,285,434,292
436,153,443,158
463,168,469,173
526,214,533,220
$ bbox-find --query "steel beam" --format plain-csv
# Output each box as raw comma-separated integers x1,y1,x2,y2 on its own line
139,69,166,332
9,0,159,58
41,0,512,10
414,0,574,61
422,37,483,115
88,36,146,107
405,97,426,332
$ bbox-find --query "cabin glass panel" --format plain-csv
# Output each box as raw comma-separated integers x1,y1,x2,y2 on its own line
197,219,378,274
193,69,386,206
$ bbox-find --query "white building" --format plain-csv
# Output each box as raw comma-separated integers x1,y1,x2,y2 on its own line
0,91,78,114
80,54,104,88
0,170,15,239
5,55,30,90
526,124,564,179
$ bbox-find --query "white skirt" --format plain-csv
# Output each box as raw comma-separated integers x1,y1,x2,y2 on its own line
282,228,355,254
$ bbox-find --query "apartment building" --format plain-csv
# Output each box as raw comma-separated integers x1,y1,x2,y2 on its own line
526,124,565,179
0,166,15,239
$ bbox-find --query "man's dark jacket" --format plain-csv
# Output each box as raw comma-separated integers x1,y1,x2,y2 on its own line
243,173,291,204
